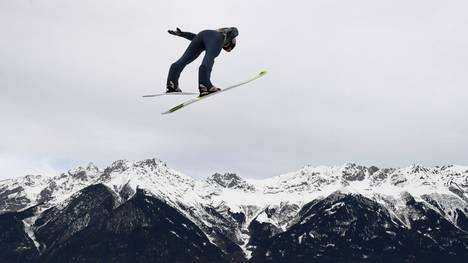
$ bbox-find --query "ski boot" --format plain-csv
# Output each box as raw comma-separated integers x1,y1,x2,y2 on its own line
166,81,182,93
199,84,221,97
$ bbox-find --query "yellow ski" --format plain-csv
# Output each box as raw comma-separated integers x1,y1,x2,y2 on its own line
161,71,267,114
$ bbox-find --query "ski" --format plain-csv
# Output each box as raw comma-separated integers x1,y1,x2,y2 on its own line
161,70,267,114
142,92,197,98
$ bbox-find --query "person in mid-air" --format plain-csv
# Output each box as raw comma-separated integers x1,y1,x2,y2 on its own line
166,27,238,96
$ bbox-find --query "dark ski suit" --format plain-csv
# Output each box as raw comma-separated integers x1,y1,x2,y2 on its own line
167,28,238,89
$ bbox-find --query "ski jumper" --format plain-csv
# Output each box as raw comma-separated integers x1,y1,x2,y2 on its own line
167,28,238,90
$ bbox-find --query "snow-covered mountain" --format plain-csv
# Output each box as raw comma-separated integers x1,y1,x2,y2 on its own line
1,159,467,262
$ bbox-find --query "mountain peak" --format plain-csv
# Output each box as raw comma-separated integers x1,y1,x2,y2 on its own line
66,162,101,181
134,158,165,168
341,163,367,181
208,173,243,187
85,162,99,172
69,162,99,172
207,173,255,191
407,163,429,173
105,160,131,173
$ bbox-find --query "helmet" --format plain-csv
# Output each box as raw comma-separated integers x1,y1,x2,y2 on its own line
218,27,239,41
223,38,236,52
218,27,238,52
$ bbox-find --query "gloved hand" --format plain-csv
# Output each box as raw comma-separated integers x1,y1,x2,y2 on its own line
168,28,183,36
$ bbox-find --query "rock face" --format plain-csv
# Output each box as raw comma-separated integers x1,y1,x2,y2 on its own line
249,193,468,263
0,206,40,263
0,159,467,263
38,187,227,263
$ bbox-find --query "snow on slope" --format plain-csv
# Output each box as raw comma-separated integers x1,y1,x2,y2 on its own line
208,164,467,212
2,160,467,223
0,163,101,212
1,159,467,255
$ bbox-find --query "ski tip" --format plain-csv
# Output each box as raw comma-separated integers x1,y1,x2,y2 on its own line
259,70,268,76
161,109,173,115
161,104,184,115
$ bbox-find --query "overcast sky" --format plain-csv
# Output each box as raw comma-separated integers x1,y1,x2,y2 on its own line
1,0,467,180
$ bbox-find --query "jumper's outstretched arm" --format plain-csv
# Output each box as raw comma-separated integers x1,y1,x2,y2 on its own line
179,31,196,41
168,28,196,41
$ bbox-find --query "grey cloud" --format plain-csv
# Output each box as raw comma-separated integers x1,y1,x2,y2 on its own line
1,0,467,179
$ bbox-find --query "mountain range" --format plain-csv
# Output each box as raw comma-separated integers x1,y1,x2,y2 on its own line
1,158,467,262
